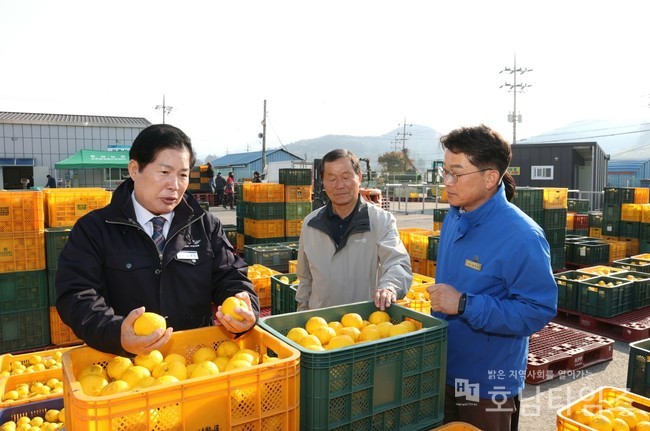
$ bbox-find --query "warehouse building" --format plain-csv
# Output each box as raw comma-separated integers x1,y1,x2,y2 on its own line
0,111,150,190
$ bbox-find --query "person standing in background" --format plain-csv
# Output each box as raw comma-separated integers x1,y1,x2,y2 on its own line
205,162,215,193
45,174,57,188
252,171,262,183
223,172,235,209
214,172,226,206
427,124,557,431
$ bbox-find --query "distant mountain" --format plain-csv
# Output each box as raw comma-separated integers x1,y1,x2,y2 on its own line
282,124,444,172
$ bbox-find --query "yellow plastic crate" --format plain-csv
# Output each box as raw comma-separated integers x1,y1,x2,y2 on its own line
62,325,300,431
621,203,643,222
566,212,576,230
242,183,285,203
284,185,312,202
0,367,62,409
43,188,111,228
411,256,427,275
398,228,430,255
603,238,628,262
49,306,83,346
396,298,431,314
408,229,438,259
633,253,650,261
248,264,281,308
543,187,568,209
285,219,302,238
426,259,437,277
635,187,650,204
589,227,602,238
244,218,285,239
0,231,46,273
0,191,45,233
236,232,245,253
0,345,72,376
556,386,650,431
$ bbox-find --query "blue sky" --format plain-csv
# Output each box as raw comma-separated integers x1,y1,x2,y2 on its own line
1,0,649,159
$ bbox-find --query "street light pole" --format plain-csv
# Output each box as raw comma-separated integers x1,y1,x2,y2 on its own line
499,55,532,144
155,95,173,124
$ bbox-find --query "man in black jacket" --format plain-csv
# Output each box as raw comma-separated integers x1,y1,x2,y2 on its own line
56,124,259,356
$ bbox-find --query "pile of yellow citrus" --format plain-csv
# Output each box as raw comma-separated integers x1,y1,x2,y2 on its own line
247,264,277,279
286,311,418,351
571,393,650,431
0,350,64,377
76,340,277,398
0,408,65,431
2,377,65,402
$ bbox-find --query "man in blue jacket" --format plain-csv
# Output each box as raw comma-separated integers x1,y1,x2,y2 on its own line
56,124,259,356
428,125,557,431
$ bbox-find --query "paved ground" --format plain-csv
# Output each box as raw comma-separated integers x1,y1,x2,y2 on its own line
209,202,632,431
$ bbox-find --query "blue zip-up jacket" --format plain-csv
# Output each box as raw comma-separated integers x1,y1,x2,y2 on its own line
433,183,557,399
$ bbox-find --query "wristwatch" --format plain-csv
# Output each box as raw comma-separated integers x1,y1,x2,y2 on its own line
457,293,467,315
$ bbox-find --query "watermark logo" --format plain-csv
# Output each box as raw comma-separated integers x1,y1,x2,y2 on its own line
455,378,480,402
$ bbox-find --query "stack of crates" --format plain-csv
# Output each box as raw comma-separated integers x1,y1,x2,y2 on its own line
187,164,213,193
240,182,286,250
567,198,590,236
0,190,49,353
280,168,312,241
433,207,448,232
602,186,650,256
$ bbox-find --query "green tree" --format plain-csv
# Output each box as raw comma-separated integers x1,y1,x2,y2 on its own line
378,150,416,173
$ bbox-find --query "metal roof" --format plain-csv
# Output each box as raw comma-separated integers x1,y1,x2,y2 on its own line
212,149,302,167
0,111,151,128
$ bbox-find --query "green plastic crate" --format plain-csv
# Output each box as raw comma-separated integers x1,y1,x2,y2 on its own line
544,227,566,249
572,240,610,265
619,221,641,238
221,223,237,247
258,301,447,431
279,168,312,186
277,241,300,260
627,338,650,398
542,209,567,230
244,244,292,273
588,211,603,228
271,273,299,315
610,270,650,309
0,307,50,353
553,270,596,310
512,187,544,212
285,202,313,220
242,202,286,220
568,198,590,213
0,270,48,313
433,208,449,223
427,235,440,261
550,247,566,271
577,275,634,318
45,227,71,271
612,257,650,274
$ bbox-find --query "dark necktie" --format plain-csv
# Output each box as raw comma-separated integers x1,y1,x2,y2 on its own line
151,216,166,254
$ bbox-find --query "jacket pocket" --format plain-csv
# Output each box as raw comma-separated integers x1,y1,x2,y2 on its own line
105,254,153,272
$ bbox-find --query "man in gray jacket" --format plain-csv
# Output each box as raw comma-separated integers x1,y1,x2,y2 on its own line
296,149,412,311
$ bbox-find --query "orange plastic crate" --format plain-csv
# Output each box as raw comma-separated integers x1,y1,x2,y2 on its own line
589,227,602,238
248,264,281,308
244,218,285,238
0,367,63,409
407,230,437,259
0,231,45,273
285,219,302,238
62,325,300,431
635,187,650,204
543,187,568,209
396,298,431,314
49,306,83,346
398,228,430,253
43,188,111,228
0,345,73,375
603,238,627,262
556,386,650,431
284,185,312,202
236,232,245,253
621,203,643,222
410,256,427,275
0,191,45,233
566,212,575,230
426,259,437,277
242,183,285,203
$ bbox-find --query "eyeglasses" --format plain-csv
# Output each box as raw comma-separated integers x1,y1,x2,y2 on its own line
438,166,493,184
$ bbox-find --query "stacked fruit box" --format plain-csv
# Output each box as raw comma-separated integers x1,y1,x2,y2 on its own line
61,325,300,430
241,183,286,248
43,188,111,228
259,301,448,431
280,168,312,241
246,263,281,308
0,190,49,353
270,273,299,316
396,273,436,314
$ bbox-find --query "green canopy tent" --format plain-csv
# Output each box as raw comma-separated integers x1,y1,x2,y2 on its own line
55,149,130,188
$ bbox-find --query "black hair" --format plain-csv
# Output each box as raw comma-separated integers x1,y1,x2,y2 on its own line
440,124,516,201
129,124,196,172
319,149,361,178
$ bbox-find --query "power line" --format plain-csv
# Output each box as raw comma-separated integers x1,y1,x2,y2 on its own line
499,54,532,144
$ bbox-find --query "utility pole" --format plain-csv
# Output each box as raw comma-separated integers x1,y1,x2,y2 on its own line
155,95,173,124
397,119,412,172
499,55,532,144
259,99,267,176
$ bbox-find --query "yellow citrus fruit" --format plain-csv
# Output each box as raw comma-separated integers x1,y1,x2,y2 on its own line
589,414,613,431
120,366,151,388
376,321,394,338
312,325,336,345
327,321,343,335
213,356,230,372
279,276,290,284
615,410,637,429
636,421,650,431
299,334,322,348
164,353,187,365
305,316,328,334
368,310,391,325
216,340,241,357
328,335,355,349
99,380,131,396
133,312,167,336
339,326,361,342
358,326,381,342
132,375,156,389
107,356,133,380
78,364,108,380
611,417,630,431
190,361,220,378
600,410,616,421
340,313,363,329
226,359,253,371
29,417,43,427
635,409,650,423
192,346,217,364
58,409,65,423
79,373,108,396
44,409,60,423
399,320,417,332
221,296,249,321
231,351,259,365
152,361,187,381
389,324,409,337
287,327,309,343
153,375,181,386
134,350,164,372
